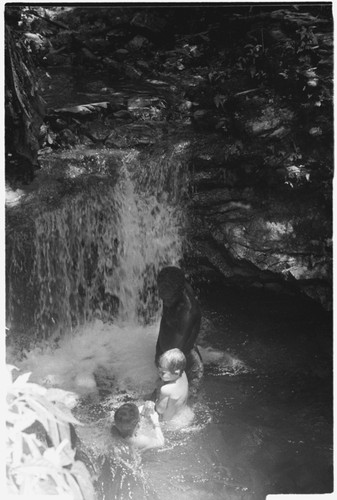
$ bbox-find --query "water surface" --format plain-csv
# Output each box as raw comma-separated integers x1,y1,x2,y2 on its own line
10,284,332,499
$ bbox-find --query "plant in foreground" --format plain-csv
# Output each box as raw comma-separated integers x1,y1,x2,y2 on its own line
6,364,96,499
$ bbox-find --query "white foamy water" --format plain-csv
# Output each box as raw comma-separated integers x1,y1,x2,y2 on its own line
8,325,250,399
199,346,251,375
10,320,160,396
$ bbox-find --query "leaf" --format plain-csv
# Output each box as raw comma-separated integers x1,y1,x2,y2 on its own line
13,372,32,386
24,397,52,432
22,433,43,459
43,444,72,468
12,430,23,466
56,439,76,467
47,417,61,448
57,421,71,447
28,394,80,425
19,382,48,397
214,94,227,108
15,408,37,431
45,388,79,408
63,469,84,500
71,461,96,500
6,407,18,425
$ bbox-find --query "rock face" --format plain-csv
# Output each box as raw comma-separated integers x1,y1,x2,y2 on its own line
5,5,333,312
187,133,332,308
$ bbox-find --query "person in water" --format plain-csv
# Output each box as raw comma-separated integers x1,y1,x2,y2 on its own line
113,402,164,452
155,266,204,391
155,348,190,423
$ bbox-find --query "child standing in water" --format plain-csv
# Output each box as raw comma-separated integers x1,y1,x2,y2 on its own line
101,404,164,499
155,348,193,426
113,402,164,452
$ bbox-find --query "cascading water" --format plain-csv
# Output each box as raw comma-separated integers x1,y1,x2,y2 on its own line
6,145,189,337
109,149,188,324
6,143,194,396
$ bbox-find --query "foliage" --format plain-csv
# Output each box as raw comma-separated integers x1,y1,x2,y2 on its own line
6,365,96,499
236,42,267,80
208,10,332,111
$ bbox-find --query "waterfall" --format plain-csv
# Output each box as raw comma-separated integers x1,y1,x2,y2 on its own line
6,144,190,337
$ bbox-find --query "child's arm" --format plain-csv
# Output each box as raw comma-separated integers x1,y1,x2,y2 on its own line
149,411,165,447
155,384,171,416
130,412,164,451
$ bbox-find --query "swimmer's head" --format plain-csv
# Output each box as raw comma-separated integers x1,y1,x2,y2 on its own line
114,403,140,438
158,348,186,381
157,266,185,306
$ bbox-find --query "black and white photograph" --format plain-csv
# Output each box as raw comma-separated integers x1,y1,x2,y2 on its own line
4,2,334,499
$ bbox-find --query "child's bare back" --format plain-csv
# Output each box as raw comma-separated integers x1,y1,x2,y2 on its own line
156,369,188,421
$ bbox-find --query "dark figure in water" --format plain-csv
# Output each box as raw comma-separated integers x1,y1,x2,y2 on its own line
155,266,203,392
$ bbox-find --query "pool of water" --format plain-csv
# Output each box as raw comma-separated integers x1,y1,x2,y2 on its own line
9,283,332,500
195,285,333,498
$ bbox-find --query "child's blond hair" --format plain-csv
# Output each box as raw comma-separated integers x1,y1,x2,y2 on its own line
159,348,186,375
